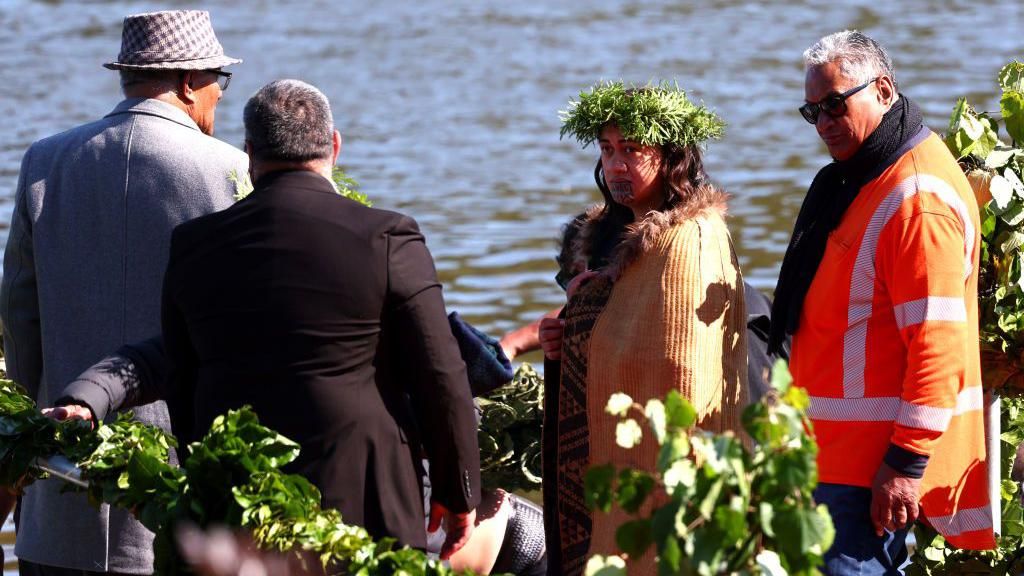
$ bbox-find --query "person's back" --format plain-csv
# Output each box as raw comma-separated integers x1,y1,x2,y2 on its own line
165,171,424,510
159,80,480,556
1,10,246,574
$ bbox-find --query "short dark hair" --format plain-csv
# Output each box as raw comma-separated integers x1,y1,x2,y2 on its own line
243,80,334,163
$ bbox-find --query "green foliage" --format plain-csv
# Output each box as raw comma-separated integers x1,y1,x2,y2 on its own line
332,167,372,207
583,360,833,575
229,167,371,207
943,64,1024,384
0,382,475,575
559,80,725,149
999,62,1024,144
478,363,543,492
906,396,1024,575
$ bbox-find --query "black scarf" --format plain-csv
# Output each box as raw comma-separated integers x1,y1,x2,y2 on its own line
768,95,925,355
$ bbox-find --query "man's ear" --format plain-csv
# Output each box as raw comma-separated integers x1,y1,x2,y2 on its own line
177,71,197,105
331,129,342,165
877,75,896,106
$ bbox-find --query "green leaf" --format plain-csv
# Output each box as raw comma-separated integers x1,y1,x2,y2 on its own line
982,210,997,238
657,431,691,473
657,534,682,575
664,390,697,429
759,502,776,538
987,147,1019,170
991,174,1015,211
616,469,656,514
1002,90,1024,144
585,463,617,513
769,359,792,393
713,504,747,544
999,61,1024,92
615,519,653,557
998,230,1024,255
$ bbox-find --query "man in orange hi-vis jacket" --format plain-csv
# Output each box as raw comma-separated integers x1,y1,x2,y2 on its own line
768,30,995,575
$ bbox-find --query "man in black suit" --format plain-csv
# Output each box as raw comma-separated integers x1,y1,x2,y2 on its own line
55,79,480,558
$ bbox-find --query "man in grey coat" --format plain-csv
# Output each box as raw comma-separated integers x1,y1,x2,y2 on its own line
0,10,247,575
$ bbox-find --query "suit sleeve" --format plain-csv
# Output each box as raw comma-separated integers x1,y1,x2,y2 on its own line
386,215,480,513
1,148,43,400
880,205,970,476
56,336,170,420
159,229,198,442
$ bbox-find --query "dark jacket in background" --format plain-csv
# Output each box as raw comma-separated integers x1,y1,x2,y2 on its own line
157,169,478,547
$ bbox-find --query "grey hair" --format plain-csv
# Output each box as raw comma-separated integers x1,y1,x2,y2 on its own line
803,30,897,90
243,79,334,163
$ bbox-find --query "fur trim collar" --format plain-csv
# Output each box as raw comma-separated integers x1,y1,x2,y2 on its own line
572,189,728,281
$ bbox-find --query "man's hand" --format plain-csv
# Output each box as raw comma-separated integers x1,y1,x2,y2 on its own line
42,404,95,429
427,501,476,561
870,462,921,536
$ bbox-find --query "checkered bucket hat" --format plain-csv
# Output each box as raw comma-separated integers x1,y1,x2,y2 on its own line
104,10,241,70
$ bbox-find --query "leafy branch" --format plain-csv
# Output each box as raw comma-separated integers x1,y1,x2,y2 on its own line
0,380,473,575
583,360,833,576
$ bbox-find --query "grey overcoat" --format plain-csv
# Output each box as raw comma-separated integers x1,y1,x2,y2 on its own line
0,97,247,573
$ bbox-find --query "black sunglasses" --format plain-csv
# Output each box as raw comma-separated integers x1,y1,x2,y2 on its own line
207,69,232,91
182,69,232,91
799,77,878,124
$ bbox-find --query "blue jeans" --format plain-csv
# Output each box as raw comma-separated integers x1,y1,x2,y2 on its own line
814,483,909,576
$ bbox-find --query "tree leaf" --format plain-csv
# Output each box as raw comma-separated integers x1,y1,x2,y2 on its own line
999,61,1024,92
991,174,1015,212
615,519,653,558
1002,90,1024,145
616,469,656,514
664,390,697,429
585,463,617,513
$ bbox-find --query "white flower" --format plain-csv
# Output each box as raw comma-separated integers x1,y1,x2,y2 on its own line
605,393,634,417
663,460,696,494
615,419,643,449
585,555,627,576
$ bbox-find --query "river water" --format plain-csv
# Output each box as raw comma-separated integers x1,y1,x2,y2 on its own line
0,0,1021,569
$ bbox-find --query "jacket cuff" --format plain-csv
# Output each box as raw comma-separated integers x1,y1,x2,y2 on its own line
883,443,929,479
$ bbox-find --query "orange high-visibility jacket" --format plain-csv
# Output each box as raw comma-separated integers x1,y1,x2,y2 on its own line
791,131,995,550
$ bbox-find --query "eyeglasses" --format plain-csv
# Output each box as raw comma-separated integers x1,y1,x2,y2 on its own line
181,70,232,92
798,77,878,124
207,69,232,91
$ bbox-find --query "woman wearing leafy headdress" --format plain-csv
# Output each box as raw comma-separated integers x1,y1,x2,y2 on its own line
541,82,748,574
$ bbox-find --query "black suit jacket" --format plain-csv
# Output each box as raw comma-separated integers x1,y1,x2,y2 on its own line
160,170,480,547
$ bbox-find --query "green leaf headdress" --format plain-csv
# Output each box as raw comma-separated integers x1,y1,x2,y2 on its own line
559,80,725,149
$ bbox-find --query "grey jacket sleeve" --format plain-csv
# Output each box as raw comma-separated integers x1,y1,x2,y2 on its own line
1,148,43,400
56,336,170,420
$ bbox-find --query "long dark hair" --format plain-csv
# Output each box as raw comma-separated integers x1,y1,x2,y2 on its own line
586,137,717,266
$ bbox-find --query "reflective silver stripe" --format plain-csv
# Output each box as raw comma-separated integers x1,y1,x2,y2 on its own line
811,387,983,425
843,174,975,398
954,386,984,415
893,296,968,330
896,386,984,432
928,505,993,537
896,401,952,432
807,396,900,421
